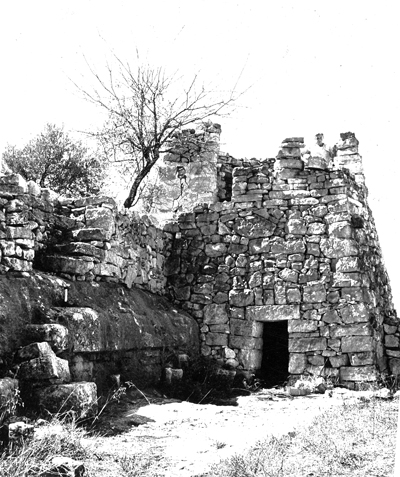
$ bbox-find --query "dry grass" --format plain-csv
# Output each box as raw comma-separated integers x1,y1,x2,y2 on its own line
1,394,397,476
209,396,398,477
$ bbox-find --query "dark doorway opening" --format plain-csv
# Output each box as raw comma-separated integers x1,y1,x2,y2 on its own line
258,321,289,387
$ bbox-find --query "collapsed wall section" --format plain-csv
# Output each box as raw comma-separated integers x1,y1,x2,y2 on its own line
165,134,398,387
0,175,170,295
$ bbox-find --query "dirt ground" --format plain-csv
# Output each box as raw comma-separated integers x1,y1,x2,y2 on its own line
82,387,354,477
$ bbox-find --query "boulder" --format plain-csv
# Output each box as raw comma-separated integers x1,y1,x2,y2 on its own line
34,382,97,418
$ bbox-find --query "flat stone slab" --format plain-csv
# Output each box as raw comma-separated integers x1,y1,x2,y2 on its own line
247,305,300,321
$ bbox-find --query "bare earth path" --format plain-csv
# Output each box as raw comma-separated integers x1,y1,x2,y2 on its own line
83,388,351,476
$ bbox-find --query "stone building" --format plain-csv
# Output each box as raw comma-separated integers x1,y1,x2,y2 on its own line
163,129,398,388
0,125,398,391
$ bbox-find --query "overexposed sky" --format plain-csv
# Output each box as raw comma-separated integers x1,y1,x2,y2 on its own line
0,0,399,307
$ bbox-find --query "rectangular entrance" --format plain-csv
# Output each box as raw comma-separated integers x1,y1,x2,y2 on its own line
258,321,289,387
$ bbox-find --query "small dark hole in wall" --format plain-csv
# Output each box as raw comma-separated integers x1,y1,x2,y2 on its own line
258,321,289,387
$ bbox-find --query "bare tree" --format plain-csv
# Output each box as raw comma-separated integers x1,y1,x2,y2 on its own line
79,58,239,208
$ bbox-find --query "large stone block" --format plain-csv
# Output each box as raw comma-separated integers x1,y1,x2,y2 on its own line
303,283,326,303
320,238,358,258
329,354,349,368
44,255,94,275
341,303,369,323
247,305,300,321
25,324,69,353
330,323,371,339
339,366,377,382
45,307,102,353
237,349,263,369
230,319,263,337
288,320,318,333
288,353,307,374
203,304,228,324
349,352,374,366
71,228,111,241
34,382,97,418
341,336,374,353
18,355,70,383
229,289,254,307
230,335,263,350
288,337,326,352
205,332,228,347
85,207,115,236
336,257,361,273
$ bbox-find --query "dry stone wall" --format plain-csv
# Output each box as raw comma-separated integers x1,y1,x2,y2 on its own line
165,133,398,388
1,126,398,389
0,176,170,295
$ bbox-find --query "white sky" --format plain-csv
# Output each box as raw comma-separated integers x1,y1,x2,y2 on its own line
0,0,399,309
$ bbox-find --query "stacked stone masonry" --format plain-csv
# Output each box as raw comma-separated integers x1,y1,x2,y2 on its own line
0,175,169,295
165,132,398,388
1,128,399,388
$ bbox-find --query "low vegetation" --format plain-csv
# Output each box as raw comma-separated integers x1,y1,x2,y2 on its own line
0,391,397,476
209,395,397,477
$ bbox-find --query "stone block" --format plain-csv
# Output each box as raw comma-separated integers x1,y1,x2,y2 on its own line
247,304,300,321
303,283,326,303
329,354,349,368
341,336,374,353
230,335,263,350
229,289,254,307
286,219,307,235
328,222,353,238
288,353,307,374
205,243,227,257
230,319,263,337
249,237,270,254
330,323,371,338
336,257,361,273
307,355,325,366
385,335,399,348
44,255,94,275
237,349,263,369
203,304,228,324
288,320,318,333
349,352,374,366
2,257,32,271
54,242,105,261
288,337,326,352
93,263,121,278
339,366,377,382
16,342,55,362
18,355,71,383
46,307,102,353
71,227,111,241
320,238,358,258
85,207,115,236
34,382,97,418
322,310,340,323
205,333,228,347
341,303,369,323
332,272,362,287
25,324,69,353
287,288,301,303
